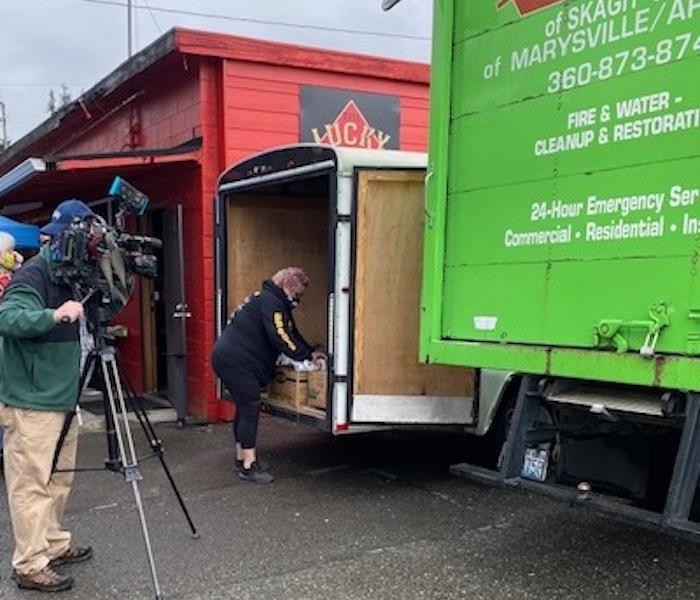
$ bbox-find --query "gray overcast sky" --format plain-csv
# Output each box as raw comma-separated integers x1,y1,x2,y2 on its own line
0,0,432,144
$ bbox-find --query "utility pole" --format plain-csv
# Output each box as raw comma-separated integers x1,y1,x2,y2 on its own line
0,101,8,151
127,0,133,58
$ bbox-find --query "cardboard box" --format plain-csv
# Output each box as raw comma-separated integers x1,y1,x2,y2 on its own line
306,370,327,409
268,366,308,407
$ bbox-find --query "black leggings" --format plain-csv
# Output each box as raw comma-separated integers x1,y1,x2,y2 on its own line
212,358,262,449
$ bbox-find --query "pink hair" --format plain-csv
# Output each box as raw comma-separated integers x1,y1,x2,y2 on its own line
272,267,309,296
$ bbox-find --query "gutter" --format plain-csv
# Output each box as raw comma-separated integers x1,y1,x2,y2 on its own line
0,158,47,197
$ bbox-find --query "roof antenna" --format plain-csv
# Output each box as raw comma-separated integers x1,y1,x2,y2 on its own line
127,0,134,57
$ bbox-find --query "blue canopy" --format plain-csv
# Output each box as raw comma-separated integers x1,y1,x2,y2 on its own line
0,215,40,249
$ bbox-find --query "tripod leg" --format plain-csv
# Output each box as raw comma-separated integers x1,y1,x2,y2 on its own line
131,406,199,538
51,350,99,476
117,358,199,538
101,353,164,600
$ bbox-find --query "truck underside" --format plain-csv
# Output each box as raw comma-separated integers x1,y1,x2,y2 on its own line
455,376,700,538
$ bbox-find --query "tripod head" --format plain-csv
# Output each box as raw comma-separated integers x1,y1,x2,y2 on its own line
71,280,128,347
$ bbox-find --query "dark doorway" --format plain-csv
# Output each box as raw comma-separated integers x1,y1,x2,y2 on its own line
140,205,189,421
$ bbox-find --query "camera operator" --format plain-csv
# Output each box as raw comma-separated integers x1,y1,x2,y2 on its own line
0,200,96,593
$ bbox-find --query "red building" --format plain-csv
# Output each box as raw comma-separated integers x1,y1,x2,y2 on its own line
0,28,429,422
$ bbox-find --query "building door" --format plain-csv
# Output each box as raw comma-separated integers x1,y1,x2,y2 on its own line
162,205,189,424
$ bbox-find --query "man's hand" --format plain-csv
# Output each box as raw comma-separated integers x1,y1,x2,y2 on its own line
53,301,84,324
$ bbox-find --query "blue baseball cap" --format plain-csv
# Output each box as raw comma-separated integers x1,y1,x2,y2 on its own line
40,199,96,236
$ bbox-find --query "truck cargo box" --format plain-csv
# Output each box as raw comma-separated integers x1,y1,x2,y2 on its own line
421,0,700,391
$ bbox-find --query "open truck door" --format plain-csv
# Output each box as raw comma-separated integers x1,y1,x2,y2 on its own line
215,144,476,434
349,168,474,425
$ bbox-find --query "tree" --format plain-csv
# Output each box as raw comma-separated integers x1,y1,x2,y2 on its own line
0,100,9,151
47,89,57,114
59,83,71,107
47,84,72,115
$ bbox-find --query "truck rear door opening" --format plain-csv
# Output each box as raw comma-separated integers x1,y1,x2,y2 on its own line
215,144,478,433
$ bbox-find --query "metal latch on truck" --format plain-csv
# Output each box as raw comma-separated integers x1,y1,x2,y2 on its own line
593,303,670,357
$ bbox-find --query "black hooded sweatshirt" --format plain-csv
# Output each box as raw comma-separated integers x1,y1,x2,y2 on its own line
212,280,314,385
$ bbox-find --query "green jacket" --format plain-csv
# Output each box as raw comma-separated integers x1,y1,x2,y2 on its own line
0,246,80,412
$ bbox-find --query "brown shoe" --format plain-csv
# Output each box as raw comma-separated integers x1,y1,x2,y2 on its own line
49,545,93,567
13,567,73,592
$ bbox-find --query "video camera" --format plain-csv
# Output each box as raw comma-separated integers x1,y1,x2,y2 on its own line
51,177,162,314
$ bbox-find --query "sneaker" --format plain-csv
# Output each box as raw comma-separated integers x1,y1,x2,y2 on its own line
49,545,93,567
232,459,269,473
13,567,73,592
238,461,274,484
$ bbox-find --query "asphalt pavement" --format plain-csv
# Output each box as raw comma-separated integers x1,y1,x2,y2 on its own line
1,413,699,599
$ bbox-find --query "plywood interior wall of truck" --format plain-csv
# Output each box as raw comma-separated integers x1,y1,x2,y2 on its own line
226,189,329,350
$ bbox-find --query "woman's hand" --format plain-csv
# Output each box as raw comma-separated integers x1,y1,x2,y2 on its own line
311,351,327,367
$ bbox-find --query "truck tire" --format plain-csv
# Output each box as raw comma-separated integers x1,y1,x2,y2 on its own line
479,379,519,470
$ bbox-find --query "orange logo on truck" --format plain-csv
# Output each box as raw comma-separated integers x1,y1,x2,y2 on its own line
497,0,563,15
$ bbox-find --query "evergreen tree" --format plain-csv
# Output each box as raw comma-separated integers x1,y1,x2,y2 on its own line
59,83,71,107
47,84,72,114
47,89,57,114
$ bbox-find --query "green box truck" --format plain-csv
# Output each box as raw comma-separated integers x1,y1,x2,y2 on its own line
386,0,700,537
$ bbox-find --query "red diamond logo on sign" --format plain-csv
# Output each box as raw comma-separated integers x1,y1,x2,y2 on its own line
497,0,563,15
310,100,392,150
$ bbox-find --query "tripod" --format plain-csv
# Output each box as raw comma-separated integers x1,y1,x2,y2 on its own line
53,314,199,600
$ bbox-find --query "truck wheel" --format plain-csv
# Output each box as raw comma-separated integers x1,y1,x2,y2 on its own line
479,381,519,470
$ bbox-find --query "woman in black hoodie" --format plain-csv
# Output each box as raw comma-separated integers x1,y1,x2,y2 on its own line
211,267,324,483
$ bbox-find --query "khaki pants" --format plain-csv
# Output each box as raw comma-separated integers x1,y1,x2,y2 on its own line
0,403,78,575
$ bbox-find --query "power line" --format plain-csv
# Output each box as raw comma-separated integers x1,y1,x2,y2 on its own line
63,0,431,41
142,0,163,34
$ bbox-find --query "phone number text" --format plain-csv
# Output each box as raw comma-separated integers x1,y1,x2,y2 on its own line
548,33,700,94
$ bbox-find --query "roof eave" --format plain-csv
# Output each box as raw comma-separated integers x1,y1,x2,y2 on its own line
173,28,430,84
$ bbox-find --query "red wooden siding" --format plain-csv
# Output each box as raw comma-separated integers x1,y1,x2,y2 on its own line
190,58,226,420
59,69,202,157
222,59,429,166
